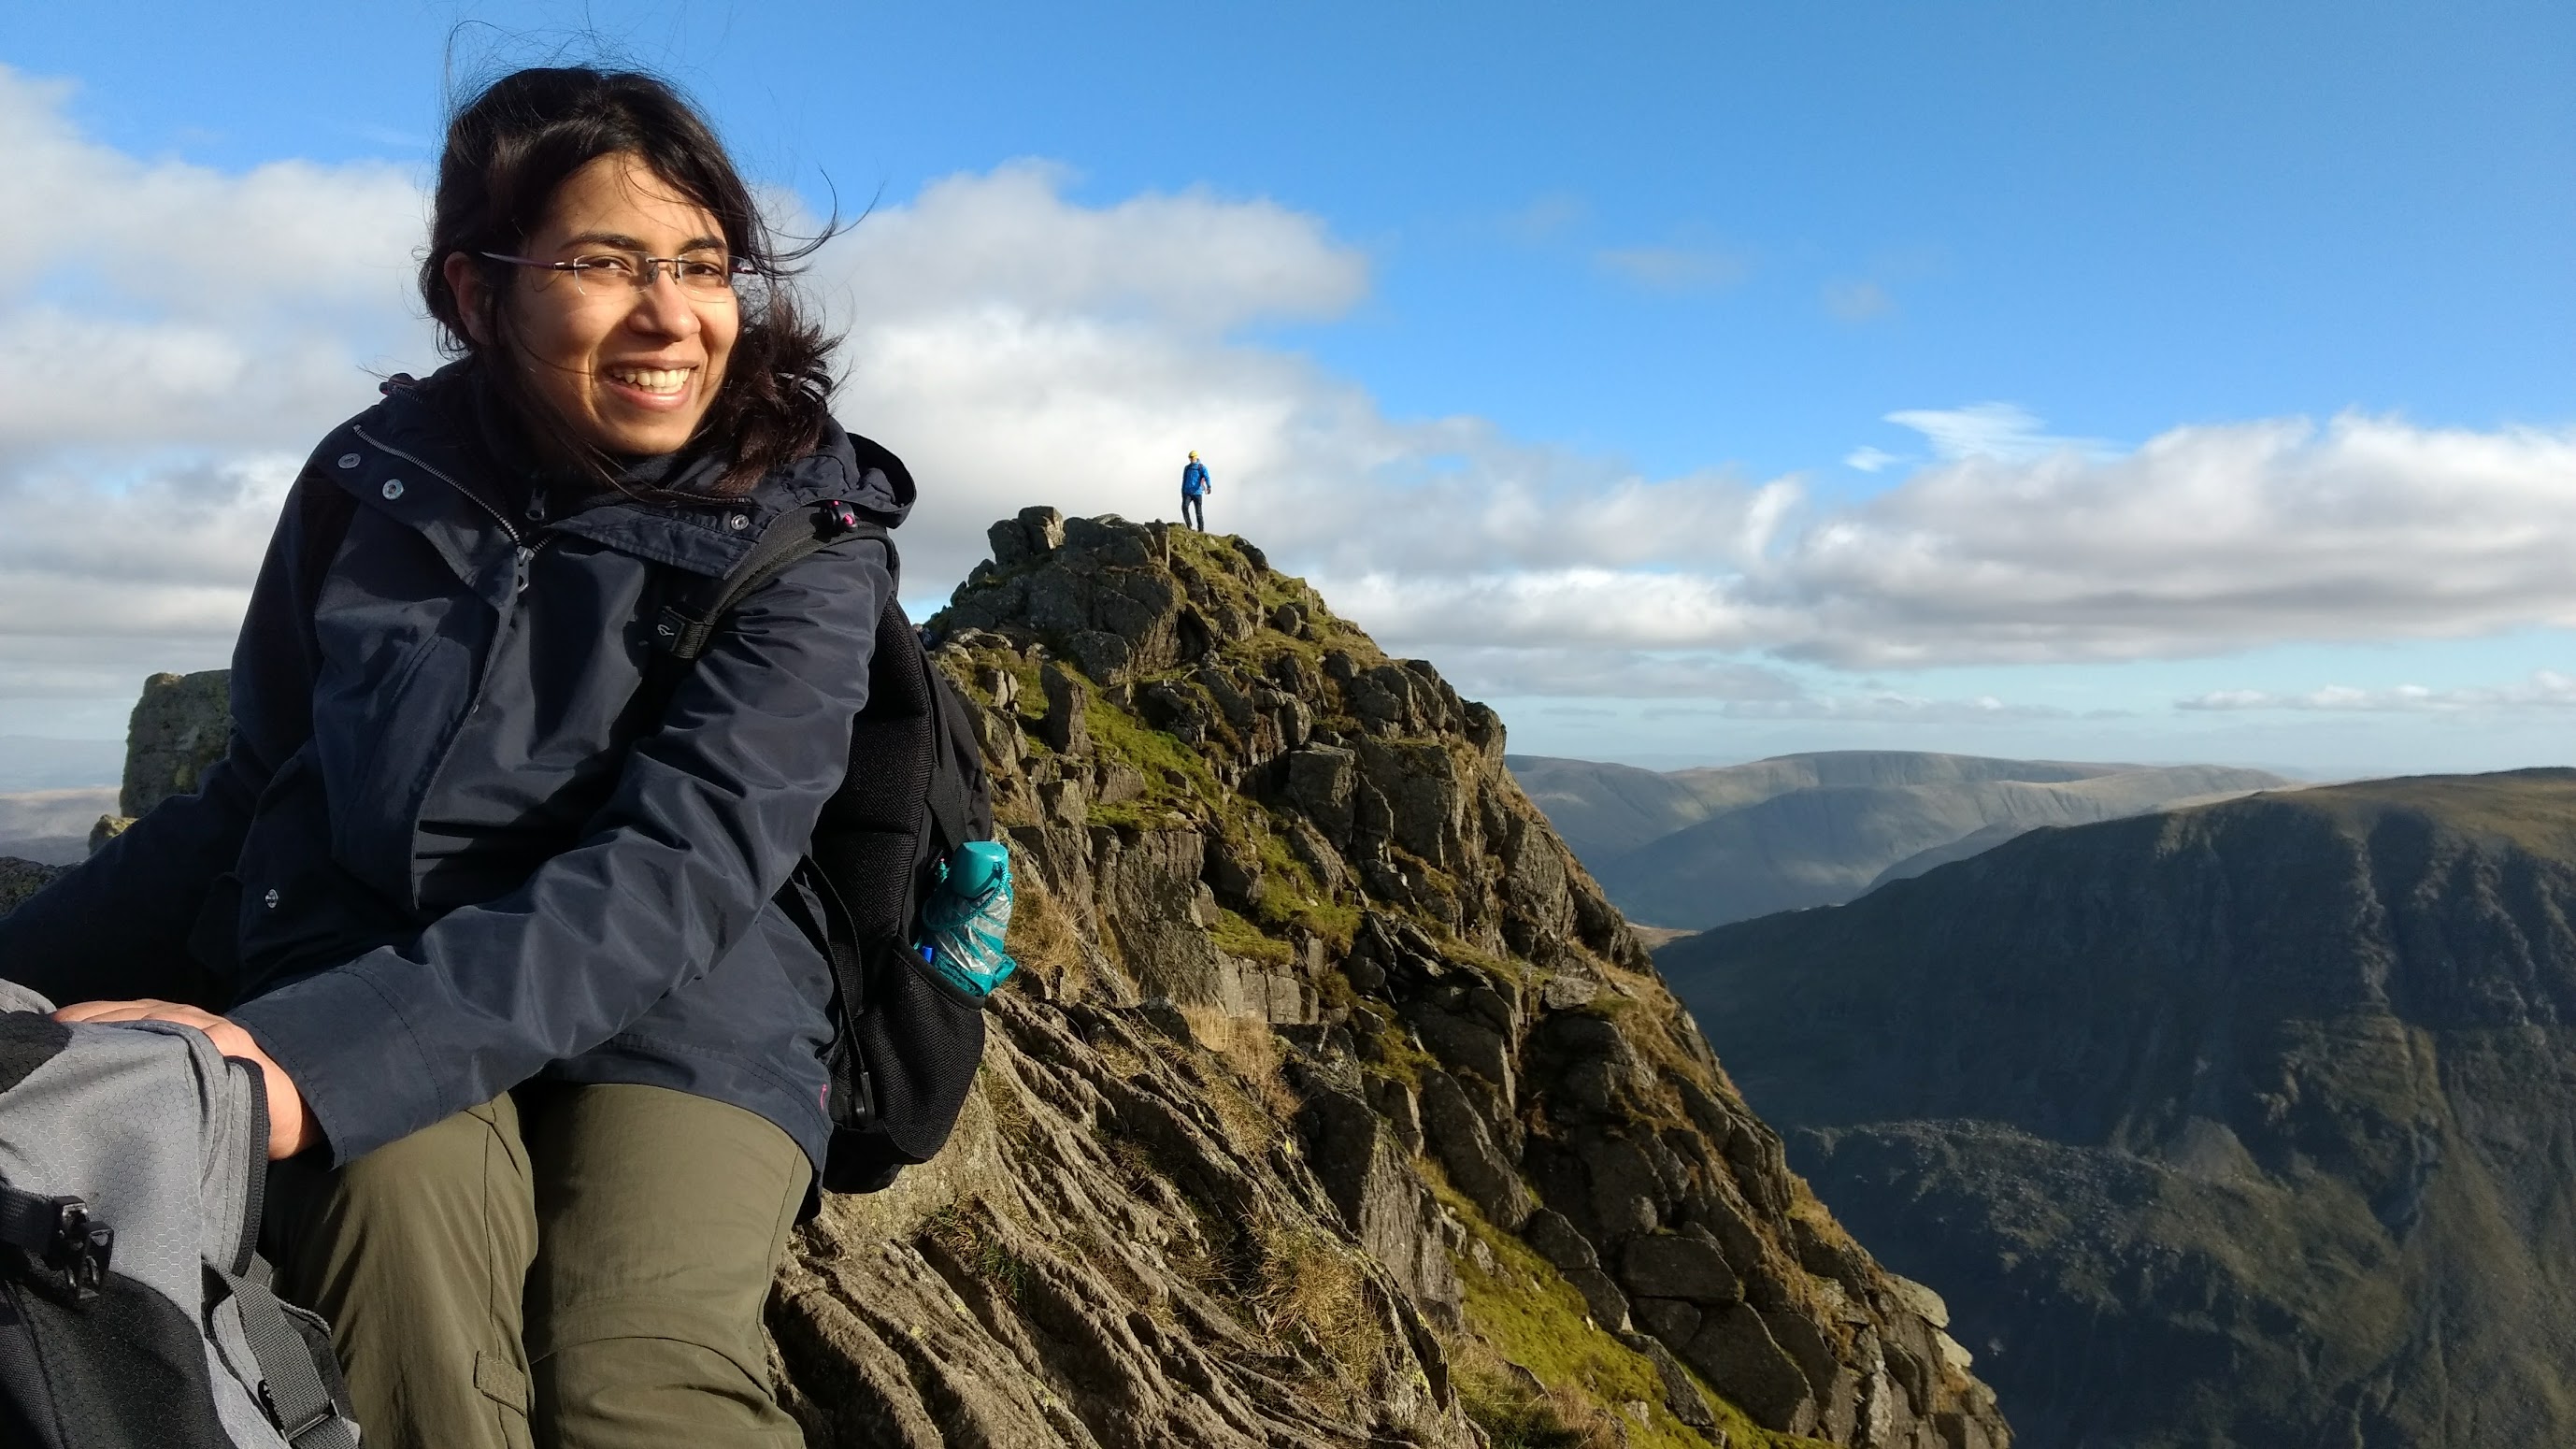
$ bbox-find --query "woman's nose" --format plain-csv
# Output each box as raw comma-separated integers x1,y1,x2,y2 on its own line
627,271,702,337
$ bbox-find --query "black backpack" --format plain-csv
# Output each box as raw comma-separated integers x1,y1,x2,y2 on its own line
648,501,999,1196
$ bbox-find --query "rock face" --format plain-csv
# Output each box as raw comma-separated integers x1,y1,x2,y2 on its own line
1662,769,2576,1449
4,516,2011,1448
876,514,2006,1447
78,668,234,851
0,856,62,915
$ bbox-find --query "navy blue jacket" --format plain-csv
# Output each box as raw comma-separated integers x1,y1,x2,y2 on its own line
0,365,906,1169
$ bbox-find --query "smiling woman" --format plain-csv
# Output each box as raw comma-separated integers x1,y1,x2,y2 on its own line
0,65,907,1449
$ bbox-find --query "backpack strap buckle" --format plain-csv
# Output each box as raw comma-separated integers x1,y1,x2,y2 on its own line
651,606,719,661
0,1187,115,1301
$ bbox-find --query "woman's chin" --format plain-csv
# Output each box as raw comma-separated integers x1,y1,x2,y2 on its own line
583,409,708,458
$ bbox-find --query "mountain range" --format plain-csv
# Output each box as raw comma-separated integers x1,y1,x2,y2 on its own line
1659,769,2576,1448
1509,752,2291,930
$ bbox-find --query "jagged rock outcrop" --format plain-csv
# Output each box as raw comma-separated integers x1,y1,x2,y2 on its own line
79,667,232,852
1664,770,2576,1449
880,509,2007,1447
0,857,61,915
3,512,2011,1448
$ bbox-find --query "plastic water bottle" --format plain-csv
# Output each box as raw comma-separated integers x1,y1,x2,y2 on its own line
918,839,1019,998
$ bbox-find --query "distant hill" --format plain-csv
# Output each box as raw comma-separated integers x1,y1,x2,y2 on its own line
1660,768,2576,1449
0,787,115,866
1508,751,2291,929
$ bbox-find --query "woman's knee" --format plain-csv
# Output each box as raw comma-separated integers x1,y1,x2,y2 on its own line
534,1325,799,1447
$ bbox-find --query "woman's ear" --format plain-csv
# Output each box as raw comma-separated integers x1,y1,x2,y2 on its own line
441,251,495,347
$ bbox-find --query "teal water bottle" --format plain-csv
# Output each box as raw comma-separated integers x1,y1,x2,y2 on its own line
918,839,1018,998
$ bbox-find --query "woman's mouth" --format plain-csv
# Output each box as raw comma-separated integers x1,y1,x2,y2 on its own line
603,366,694,402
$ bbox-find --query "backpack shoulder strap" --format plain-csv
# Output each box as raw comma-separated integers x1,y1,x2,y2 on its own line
921,652,994,849
212,1264,362,1449
652,507,891,663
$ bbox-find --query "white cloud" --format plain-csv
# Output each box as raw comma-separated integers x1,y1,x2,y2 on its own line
1639,693,2072,724
1281,408,2576,672
2179,671,2576,713
1844,445,1904,473
5,61,2574,739
812,160,1366,336
1881,401,2112,462
0,65,427,726
1594,242,1751,293
1767,413,2576,667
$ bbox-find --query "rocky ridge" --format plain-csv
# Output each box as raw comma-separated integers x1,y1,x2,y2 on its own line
3,512,2010,1449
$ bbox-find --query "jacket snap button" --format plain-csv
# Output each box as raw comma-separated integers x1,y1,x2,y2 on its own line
264,887,280,910
727,513,750,531
337,452,362,469
381,479,406,500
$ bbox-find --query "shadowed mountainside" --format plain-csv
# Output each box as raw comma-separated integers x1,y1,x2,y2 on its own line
4,511,2011,1449
1659,770,2576,1449
1510,753,2289,930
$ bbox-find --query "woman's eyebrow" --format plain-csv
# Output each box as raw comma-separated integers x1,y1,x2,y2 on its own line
556,230,729,253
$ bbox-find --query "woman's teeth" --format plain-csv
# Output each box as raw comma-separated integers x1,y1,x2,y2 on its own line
608,366,690,395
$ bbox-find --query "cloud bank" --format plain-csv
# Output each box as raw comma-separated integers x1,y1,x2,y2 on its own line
3,63,2570,738
2180,671,2576,714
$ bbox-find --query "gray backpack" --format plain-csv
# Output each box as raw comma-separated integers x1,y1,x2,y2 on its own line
0,982,361,1448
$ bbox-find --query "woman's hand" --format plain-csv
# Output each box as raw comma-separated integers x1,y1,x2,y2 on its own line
53,999,318,1160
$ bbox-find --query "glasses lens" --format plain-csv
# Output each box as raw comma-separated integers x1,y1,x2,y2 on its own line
674,257,737,297
564,254,639,297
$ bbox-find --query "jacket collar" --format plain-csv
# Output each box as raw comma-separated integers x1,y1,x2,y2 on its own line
320,362,913,586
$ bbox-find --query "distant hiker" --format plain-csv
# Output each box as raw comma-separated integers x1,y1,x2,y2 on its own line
1181,449,1212,530
0,65,925,1449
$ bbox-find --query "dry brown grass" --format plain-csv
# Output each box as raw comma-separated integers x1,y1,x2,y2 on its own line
1004,865,1082,997
977,1064,1036,1148
1251,1216,1389,1380
1178,1006,1303,1152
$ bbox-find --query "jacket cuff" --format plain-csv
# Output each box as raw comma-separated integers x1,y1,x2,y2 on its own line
230,964,441,1167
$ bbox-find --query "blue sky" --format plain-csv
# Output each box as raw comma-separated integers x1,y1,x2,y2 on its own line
2,0,2570,778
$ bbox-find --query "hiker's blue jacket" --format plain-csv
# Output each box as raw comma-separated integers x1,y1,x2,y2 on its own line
1181,460,1209,497
0,363,907,1169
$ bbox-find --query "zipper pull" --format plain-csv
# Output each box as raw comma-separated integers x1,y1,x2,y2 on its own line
515,545,535,595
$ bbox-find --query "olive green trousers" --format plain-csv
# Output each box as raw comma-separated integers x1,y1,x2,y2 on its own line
263,1083,810,1449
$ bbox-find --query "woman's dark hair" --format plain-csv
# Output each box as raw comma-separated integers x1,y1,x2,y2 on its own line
422,66,837,495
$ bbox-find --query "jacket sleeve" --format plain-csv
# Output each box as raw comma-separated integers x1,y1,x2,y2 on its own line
0,477,330,1006
228,534,890,1165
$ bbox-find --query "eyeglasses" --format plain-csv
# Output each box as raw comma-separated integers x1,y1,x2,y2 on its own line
481,250,753,300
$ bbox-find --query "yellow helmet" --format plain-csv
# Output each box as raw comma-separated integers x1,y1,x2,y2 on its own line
1188,451,1198,460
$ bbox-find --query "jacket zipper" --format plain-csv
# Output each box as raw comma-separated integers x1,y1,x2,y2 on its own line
353,424,526,547
350,427,544,911
353,423,544,588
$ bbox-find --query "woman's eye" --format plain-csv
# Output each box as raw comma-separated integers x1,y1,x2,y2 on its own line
573,255,637,276
680,259,726,280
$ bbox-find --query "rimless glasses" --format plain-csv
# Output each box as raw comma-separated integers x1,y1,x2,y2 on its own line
481,249,754,301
